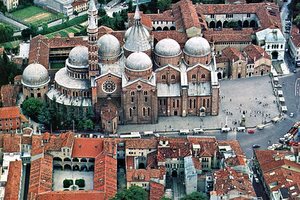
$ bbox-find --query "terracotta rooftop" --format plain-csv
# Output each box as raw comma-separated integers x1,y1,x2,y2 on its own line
149,181,165,200
222,46,245,61
72,0,88,7
212,167,255,197
0,106,20,119
218,140,245,156
203,29,253,43
4,160,22,200
36,191,106,200
94,153,117,199
153,31,187,47
3,133,21,153
188,137,218,157
29,35,87,69
0,84,19,107
28,154,53,199
157,138,191,162
72,138,103,158
126,138,157,149
291,25,300,48
243,44,270,63
126,169,162,182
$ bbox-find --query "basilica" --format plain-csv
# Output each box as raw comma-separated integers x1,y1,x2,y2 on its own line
22,0,220,133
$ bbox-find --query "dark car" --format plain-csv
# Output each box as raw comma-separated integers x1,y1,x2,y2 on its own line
252,144,261,148
248,129,255,134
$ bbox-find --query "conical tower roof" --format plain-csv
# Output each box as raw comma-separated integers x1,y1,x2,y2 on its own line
124,2,151,53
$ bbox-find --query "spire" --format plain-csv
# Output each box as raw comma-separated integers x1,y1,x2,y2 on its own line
89,0,97,12
88,14,97,30
134,0,141,21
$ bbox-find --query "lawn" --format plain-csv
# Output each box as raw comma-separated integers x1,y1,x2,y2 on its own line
45,25,85,38
10,6,61,26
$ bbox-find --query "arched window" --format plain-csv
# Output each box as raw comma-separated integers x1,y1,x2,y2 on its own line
201,74,206,79
173,99,175,108
162,75,166,80
131,91,135,96
143,108,146,116
194,99,196,108
171,75,175,80
148,107,150,116
144,91,147,95
189,99,192,109
192,74,196,79
203,99,206,107
129,108,132,117
207,99,210,108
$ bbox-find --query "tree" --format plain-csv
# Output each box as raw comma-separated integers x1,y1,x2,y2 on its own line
98,8,106,17
161,197,172,200
180,192,208,200
111,185,148,200
73,10,78,16
37,102,51,127
84,119,94,130
22,98,44,121
0,23,13,43
157,0,172,12
294,14,300,28
296,2,300,11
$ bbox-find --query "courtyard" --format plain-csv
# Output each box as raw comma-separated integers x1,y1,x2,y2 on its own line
52,170,94,191
118,76,279,133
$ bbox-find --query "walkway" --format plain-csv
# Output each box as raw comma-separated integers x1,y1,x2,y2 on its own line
0,12,28,30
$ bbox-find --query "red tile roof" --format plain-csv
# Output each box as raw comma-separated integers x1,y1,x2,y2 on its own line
157,138,191,161
36,191,106,200
203,29,253,43
149,181,165,200
0,106,20,119
3,134,21,153
4,160,22,200
153,31,188,47
72,138,103,158
291,25,300,48
218,140,245,156
94,153,117,199
28,154,53,199
126,138,157,149
212,168,255,197
243,44,270,62
222,46,245,61
188,137,218,157
126,169,162,182
0,84,19,107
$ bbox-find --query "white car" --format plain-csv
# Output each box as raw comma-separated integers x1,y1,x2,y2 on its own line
290,113,294,118
193,128,204,134
255,178,259,183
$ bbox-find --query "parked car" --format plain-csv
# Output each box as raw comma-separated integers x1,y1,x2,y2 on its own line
252,144,260,148
193,128,204,134
255,178,259,183
248,129,255,134
290,112,294,117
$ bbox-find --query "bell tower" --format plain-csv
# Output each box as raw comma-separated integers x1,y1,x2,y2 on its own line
88,0,99,78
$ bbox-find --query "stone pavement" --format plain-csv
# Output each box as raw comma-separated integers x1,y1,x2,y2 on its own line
118,76,279,133
53,170,94,191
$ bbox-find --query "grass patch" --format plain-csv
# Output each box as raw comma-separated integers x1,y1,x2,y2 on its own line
45,24,85,39
10,6,61,26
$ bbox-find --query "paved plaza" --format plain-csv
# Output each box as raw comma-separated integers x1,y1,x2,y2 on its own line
118,76,279,133
53,170,94,191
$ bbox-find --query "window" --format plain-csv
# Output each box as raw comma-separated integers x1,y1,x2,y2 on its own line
177,100,179,107
131,97,134,103
162,75,166,80
247,13,251,17
143,108,146,116
192,74,196,79
143,91,147,95
148,108,150,116
131,91,135,96
189,99,192,109
201,74,205,79
226,14,233,18
173,99,175,108
210,14,215,18
207,99,210,108
129,108,132,117
194,99,196,108
203,99,206,107
171,75,175,80
145,97,148,102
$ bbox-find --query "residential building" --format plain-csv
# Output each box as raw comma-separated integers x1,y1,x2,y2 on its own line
253,150,300,200
2,0,18,11
0,107,22,132
289,26,300,67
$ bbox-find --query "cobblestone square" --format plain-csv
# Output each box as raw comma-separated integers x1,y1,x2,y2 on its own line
118,76,279,133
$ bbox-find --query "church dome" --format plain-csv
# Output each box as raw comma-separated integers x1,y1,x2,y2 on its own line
124,26,150,41
155,38,181,57
97,34,121,59
22,63,50,87
183,37,211,57
68,45,88,66
126,52,152,71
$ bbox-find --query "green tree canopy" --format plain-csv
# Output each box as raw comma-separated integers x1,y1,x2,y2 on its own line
180,192,208,200
22,98,44,121
294,14,300,28
111,185,148,200
0,23,13,43
157,0,172,12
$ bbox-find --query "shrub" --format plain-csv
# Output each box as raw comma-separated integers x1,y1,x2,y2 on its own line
75,179,85,188
63,179,73,188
